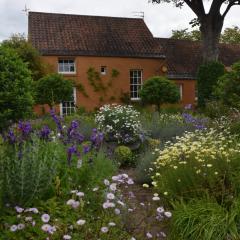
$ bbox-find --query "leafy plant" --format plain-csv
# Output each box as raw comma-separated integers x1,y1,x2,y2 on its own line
214,61,240,109
114,146,133,167
170,198,236,240
95,104,143,144
140,76,180,111
0,135,63,206
35,73,73,109
0,45,34,131
197,61,225,108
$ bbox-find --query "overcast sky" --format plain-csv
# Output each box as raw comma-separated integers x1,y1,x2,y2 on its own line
0,0,239,42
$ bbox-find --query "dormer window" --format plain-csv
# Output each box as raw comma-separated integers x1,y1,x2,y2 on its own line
101,66,107,75
58,59,76,74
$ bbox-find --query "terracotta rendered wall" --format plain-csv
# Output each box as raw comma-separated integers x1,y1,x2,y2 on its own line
174,79,196,107
38,56,166,112
35,56,197,114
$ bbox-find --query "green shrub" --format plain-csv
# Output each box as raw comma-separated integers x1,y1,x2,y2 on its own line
0,46,34,131
95,104,142,144
204,100,230,119
214,61,240,109
140,76,180,111
197,61,225,108
135,147,157,184
0,135,63,206
35,73,73,109
152,129,240,202
114,146,133,167
141,112,192,141
170,198,236,240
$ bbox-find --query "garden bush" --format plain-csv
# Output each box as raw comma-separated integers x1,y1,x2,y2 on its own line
35,73,73,109
0,46,34,131
95,104,143,144
152,129,240,202
214,61,240,109
197,61,225,108
114,146,133,167
170,198,239,240
141,112,194,141
140,76,180,111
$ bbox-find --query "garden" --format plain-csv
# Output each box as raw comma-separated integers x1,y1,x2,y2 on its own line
2,36,240,240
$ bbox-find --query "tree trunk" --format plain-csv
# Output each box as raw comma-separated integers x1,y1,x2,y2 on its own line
200,14,224,62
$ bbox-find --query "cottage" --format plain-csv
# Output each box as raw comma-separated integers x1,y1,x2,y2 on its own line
28,12,240,115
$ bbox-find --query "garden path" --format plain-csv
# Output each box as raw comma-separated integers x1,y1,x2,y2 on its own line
119,168,168,239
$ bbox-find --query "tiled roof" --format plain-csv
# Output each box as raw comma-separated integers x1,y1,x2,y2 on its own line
156,38,240,79
28,12,165,58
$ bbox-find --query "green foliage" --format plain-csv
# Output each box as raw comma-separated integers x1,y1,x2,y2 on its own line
114,146,133,167
171,28,201,41
0,136,63,206
171,26,240,44
221,26,240,44
140,112,191,141
204,100,230,119
95,104,142,144
170,198,238,240
76,83,88,97
140,76,180,111
0,46,34,131
1,33,47,81
87,67,105,92
35,73,73,108
214,61,240,109
197,61,225,108
135,147,157,184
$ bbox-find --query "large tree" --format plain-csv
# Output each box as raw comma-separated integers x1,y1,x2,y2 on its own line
150,0,240,61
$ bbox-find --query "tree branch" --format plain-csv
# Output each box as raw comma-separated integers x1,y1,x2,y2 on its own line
184,0,206,17
222,0,240,18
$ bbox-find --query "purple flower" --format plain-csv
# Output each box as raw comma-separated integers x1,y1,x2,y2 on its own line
39,125,51,140
50,109,63,132
83,145,90,154
6,130,16,144
18,121,32,136
67,145,80,165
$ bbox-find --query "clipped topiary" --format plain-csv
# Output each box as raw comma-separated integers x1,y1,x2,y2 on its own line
197,61,225,108
114,145,133,167
140,76,180,111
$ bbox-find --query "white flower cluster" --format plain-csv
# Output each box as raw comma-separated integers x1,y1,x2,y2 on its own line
95,104,142,144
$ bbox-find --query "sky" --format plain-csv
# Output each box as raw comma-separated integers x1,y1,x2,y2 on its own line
0,0,240,42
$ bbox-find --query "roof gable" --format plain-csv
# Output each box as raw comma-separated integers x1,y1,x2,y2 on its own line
29,12,164,58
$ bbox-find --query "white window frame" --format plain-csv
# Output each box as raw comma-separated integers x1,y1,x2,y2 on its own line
101,66,107,75
60,87,77,116
177,84,183,101
130,69,142,100
58,59,76,74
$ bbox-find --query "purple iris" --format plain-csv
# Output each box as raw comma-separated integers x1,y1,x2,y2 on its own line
39,125,51,140
50,109,63,132
67,145,80,166
6,130,16,144
90,129,104,148
18,121,32,136
83,145,91,154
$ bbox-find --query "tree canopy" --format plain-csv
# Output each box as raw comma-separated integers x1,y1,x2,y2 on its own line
150,0,240,61
140,76,180,111
1,34,48,81
171,26,240,44
35,73,74,109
